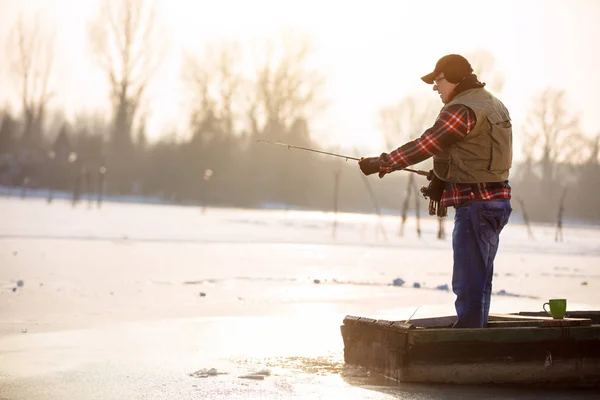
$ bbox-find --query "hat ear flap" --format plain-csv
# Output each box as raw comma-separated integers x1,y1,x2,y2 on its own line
445,65,473,84
445,70,464,84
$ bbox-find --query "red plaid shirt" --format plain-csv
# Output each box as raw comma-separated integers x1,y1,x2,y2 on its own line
380,104,512,207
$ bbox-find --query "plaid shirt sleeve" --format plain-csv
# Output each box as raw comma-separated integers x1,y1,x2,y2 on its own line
380,104,477,173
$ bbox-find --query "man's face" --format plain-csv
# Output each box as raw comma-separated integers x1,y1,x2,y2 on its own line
433,74,459,104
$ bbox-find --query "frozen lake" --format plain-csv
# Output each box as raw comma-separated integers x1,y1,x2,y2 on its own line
1,196,599,399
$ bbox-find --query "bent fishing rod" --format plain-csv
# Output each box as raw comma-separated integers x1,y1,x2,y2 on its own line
256,139,430,177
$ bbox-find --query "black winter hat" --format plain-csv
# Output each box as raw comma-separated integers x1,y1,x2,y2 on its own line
421,54,473,84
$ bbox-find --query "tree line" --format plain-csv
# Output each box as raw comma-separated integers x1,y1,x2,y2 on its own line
0,0,598,224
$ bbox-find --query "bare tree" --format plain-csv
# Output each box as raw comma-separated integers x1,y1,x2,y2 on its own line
180,41,246,201
331,165,341,240
522,88,580,185
0,111,18,155
582,133,600,165
238,32,327,207
398,173,422,238
378,94,438,237
378,94,440,150
555,187,567,242
515,197,535,240
464,49,506,95
88,0,165,155
249,31,327,141
182,41,245,142
6,14,55,150
570,133,600,221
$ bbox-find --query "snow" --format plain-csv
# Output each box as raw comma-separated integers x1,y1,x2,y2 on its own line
1,196,599,399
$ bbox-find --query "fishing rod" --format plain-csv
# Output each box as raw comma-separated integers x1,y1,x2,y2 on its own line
256,140,430,177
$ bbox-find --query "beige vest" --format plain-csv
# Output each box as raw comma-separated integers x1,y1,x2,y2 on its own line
433,88,512,183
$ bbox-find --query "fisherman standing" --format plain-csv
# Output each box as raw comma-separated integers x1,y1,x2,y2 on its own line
359,54,513,329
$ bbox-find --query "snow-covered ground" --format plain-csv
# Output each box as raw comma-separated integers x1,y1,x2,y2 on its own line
1,196,599,399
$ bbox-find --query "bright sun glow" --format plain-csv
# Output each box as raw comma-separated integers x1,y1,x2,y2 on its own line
1,0,599,159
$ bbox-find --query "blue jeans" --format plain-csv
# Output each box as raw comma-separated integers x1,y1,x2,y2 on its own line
452,199,512,328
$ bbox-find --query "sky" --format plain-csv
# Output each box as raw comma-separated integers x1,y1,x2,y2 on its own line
0,0,599,160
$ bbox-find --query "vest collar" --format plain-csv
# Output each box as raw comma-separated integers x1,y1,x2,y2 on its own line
448,74,486,102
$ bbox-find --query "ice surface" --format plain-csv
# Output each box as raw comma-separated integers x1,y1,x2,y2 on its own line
1,196,599,399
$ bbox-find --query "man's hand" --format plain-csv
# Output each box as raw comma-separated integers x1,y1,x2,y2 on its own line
358,157,380,176
378,152,390,178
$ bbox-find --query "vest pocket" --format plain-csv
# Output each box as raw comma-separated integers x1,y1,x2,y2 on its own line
433,152,451,179
486,112,513,171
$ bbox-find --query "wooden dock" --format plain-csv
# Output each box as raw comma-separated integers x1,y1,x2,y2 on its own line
341,311,600,387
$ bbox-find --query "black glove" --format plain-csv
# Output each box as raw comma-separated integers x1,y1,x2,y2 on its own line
358,157,380,176
378,152,390,178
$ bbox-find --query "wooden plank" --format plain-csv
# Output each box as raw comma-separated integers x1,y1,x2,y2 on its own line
341,322,411,367
390,322,416,332
399,358,600,387
489,313,591,327
374,319,395,329
408,326,570,345
491,313,570,321
343,316,414,333
343,315,361,325
408,337,600,365
519,311,600,324
356,316,377,324
540,318,591,327
409,325,600,346
404,315,457,328
488,320,546,328
487,319,592,328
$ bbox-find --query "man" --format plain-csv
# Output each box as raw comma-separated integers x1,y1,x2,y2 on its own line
359,54,513,329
